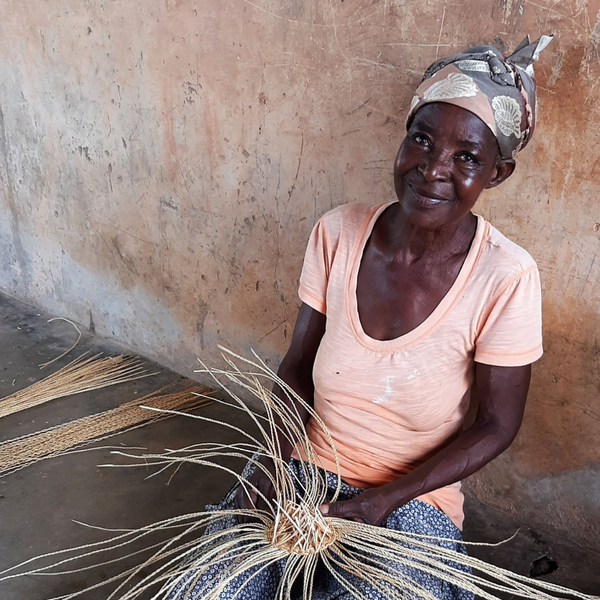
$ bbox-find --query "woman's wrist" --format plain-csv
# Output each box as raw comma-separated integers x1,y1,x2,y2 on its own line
378,478,421,513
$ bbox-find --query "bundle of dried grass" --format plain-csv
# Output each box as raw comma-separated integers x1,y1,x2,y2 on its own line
0,353,153,419
0,349,597,600
0,384,212,477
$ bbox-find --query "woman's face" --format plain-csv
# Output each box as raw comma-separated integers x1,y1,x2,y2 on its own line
393,102,514,230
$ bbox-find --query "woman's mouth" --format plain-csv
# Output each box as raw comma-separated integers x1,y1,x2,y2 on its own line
407,183,451,207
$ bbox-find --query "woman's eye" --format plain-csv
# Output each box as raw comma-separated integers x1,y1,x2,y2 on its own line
458,152,477,164
413,134,430,147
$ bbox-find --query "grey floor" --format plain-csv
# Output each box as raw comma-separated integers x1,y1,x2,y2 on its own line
0,292,598,599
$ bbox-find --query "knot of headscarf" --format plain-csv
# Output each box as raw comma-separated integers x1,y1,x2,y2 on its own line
406,35,554,159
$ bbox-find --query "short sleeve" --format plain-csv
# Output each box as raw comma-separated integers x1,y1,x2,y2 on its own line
474,265,543,367
298,217,336,315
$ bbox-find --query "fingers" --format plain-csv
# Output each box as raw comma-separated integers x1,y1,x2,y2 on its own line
251,476,274,512
320,500,372,524
235,482,258,524
235,471,276,524
237,484,258,510
234,476,254,507
319,501,355,520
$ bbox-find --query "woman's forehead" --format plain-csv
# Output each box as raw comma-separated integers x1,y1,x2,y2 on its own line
410,103,498,149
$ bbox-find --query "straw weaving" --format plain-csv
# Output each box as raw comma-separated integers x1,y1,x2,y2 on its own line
0,384,212,477
1,349,596,600
0,353,153,420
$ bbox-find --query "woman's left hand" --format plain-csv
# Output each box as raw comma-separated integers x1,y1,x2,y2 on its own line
319,487,398,526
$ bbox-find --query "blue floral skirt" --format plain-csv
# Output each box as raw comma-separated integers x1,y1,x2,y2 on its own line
167,459,473,600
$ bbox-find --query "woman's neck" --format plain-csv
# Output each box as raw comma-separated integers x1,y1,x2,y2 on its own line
373,203,477,263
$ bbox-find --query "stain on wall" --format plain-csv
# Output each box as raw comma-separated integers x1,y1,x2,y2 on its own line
0,0,598,549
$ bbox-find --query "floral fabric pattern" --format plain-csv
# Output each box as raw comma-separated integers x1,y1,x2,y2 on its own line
406,35,553,159
423,73,478,101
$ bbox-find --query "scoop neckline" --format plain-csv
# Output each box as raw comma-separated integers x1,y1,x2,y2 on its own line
346,202,488,352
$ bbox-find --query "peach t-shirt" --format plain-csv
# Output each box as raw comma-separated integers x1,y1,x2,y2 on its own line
294,202,543,530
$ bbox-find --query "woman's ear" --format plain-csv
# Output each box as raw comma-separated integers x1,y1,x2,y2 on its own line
485,158,516,189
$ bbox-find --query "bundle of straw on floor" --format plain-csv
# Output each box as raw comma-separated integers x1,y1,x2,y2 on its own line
0,383,212,477
0,352,153,419
0,348,597,600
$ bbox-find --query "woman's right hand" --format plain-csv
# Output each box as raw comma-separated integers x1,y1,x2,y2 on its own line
234,303,326,523
234,456,278,521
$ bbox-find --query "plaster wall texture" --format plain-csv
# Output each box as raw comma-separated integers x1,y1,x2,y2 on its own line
0,1,598,550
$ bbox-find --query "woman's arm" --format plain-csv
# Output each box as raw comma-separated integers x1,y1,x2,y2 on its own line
320,362,532,525
236,302,326,513
268,302,327,460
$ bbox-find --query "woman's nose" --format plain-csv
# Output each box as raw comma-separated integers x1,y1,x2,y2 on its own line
418,150,451,182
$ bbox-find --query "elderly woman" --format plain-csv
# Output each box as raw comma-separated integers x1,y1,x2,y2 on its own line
169,35,551,600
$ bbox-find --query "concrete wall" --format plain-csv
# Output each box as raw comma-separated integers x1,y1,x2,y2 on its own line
0,1,598,549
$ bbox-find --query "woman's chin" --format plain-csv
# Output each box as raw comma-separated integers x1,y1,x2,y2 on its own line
398,198,457,230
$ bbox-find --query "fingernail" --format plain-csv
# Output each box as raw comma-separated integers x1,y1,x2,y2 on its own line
319,504,329,515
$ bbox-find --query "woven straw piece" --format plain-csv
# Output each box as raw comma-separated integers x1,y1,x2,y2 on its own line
0,384,212,477
0,352,154,420
0,349,597,600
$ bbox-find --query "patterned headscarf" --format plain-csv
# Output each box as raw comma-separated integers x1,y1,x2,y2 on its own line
406,35,554,159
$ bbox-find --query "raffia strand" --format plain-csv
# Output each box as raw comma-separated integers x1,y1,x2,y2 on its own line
0,348,597,600
0,384,212,476
0,352,155,419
